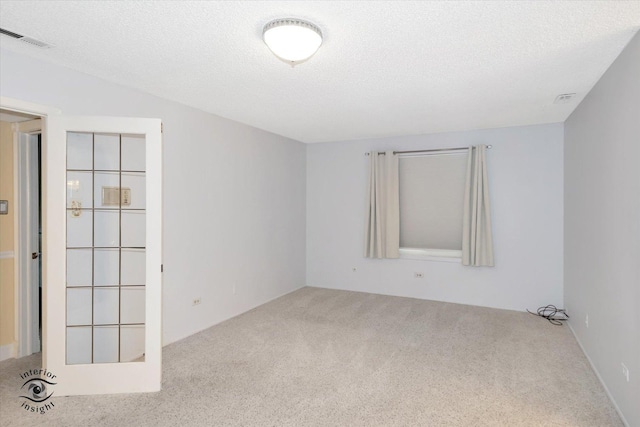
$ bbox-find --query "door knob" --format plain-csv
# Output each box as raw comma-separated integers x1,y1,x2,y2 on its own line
31,252,40,259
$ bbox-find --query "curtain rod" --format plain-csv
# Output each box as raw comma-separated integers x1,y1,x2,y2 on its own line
365,145,492,156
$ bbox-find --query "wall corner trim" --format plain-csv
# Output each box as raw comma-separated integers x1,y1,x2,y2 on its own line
567,322,630,427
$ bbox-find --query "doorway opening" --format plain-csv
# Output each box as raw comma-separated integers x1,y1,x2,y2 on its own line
1,99,163,395
0,108,43,360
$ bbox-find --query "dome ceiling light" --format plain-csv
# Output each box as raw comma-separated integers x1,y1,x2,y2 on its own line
262,18,323,67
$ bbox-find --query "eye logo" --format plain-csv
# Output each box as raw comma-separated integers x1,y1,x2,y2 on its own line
18,368,58,415
20,378,56,403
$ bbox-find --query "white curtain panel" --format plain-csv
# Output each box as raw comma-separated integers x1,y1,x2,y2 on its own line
462,145,494,266
364,151,400,258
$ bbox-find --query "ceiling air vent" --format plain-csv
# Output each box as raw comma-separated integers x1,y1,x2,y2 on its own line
554,93,576,104
0,27,23,39
0,27,52,49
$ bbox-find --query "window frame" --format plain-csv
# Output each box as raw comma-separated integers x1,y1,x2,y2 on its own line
399,247,462,262
397,150,467,262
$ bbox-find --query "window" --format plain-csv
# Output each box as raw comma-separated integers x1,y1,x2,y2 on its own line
398,152,467,260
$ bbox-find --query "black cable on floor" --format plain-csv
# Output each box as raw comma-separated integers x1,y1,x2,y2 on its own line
527,305,569,326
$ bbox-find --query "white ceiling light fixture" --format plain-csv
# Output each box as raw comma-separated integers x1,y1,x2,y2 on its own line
263,18,323,66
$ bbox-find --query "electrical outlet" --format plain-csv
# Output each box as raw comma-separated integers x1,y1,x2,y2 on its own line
192,297,201,306
585,314,589,328
621,363,630,382
414,272,424,278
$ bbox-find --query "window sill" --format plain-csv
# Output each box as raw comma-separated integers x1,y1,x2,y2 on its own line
399,247,462,263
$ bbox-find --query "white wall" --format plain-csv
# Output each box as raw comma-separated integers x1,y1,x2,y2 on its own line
0,48,307,346
564,32,640,427
307,123,563,312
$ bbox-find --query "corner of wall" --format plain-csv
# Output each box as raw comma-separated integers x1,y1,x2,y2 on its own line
563,30,640,427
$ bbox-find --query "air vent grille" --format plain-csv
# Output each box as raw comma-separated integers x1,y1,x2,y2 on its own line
0,27,23,39
0,27,52,49
20,36,52,48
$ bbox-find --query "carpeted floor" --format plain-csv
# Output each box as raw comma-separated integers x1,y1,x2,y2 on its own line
0,287,622,426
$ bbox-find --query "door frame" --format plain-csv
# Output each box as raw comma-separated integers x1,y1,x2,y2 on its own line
14,119,42,358
0,96,60,359
2,97,163,396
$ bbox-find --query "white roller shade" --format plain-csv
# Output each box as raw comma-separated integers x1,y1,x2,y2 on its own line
399,153,467,250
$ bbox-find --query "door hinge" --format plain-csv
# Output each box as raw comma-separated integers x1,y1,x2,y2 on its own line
161,264,164,273
161,123,163,133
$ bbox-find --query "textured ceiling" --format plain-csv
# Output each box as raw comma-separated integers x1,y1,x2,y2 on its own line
1,1,639,143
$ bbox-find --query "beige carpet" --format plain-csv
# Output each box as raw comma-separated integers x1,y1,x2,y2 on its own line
0,287,622,426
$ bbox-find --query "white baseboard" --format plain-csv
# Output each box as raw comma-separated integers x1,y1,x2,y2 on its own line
163,285,306,347
567,322,629,427
0,343,16,362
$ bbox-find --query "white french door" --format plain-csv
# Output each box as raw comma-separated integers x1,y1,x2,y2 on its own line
45,115,162,395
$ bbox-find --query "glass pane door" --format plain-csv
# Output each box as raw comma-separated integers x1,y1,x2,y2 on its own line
66,132,146,364
46,115,161,396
